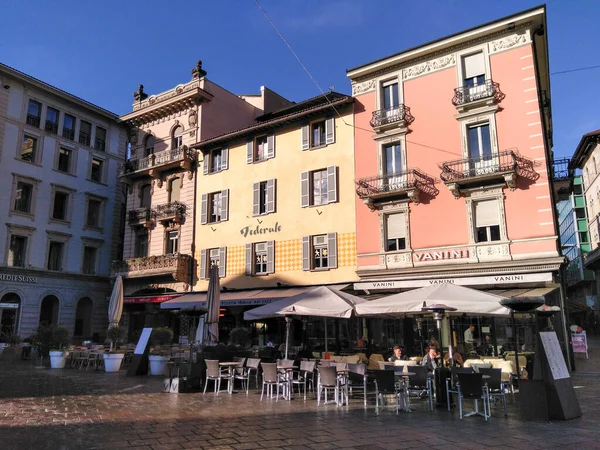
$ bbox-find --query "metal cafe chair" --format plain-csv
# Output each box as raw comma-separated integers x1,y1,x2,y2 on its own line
317,366,341,407
478,368,508,417
203,360,230,395
260,362,283,401
446,367,473,411
291,360,316,400
374,370,402,415
232,357,251,394
347,363,368,407
407,366,434,411
245,358,261,390
456,372,491,421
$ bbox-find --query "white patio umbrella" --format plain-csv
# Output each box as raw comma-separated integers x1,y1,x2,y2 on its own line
108,275,124,329
355,283,510,317
204,265,221,345
244,285,366,357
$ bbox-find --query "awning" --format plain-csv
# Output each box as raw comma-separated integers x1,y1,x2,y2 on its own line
124,294,181,304
486,286,559,300
160,287,312,310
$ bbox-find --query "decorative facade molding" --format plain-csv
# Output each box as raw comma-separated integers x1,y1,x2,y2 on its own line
488,31,530,54
402,54,456,80
351,79,376,96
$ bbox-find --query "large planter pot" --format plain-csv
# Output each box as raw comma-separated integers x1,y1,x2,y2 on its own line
103,353,124,373
149,355,169,376
49,350,69,369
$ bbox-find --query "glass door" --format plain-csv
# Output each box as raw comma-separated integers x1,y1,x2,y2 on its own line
383,143,405,190
467,124,495,175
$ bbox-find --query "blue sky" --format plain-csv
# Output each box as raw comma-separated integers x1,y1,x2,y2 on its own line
1,0,598,158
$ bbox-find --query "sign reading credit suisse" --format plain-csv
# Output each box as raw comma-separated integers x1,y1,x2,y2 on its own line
0,273,38,283
240,222,282,238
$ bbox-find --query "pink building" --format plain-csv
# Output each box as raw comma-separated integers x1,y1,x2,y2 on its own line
347,6,566,354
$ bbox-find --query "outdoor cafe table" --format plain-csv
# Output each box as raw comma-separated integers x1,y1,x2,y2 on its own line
393,370,416,413
219,362,241,394
277,365,297,400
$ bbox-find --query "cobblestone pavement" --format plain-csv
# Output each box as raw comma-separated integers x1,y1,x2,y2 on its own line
0,361,599,450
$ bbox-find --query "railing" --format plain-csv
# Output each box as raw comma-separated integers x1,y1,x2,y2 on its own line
62,128,75,140
439,150,520,182
79,131,91,146
45,121,58,134
451,80,505,106
356,169,438,199
26,114,40,127
154,201,187,220
110,253,191,279
122,146,196,174
128,207,154,223
370,104,414,128
552,157,573,181
94,138,106,152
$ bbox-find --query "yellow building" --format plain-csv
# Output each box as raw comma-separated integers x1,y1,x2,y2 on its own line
193,93,357,292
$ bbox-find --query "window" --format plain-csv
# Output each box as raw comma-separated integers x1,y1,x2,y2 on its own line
47,242,64,271
246,135,274,163
384,143,402,176
166,230,179,254
8,235,27,267
57,147,72,173
168,178,180,203
462,52,485,88
144,135,154,157
27,100,41,127
253,179,275,216
95,127,106,151
21,135,38,162
90,158,104,183
302,233,337,271
172,126,183,149
79,121,91,146
52,191,69,221
300,166,337,207
45,107,59,134
382,81,399,110
200,190,229,224
301,118,335,150
467,123,492,162
245,241,275,275
474,200,501,243
140,184,151,208
86,198,102,228
386,213,407,251
200,247,227,278
63,114,75,140
13,182,33,213
82,246,97,274
134,228,148,258
204,148,229,174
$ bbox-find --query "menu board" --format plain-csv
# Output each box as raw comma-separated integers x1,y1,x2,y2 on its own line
572,331,588,357
134,328,152,355
539,332,570,380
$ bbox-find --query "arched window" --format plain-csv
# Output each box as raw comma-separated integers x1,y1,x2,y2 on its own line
172,126,183,149
74,297,93,337
169,178,180,203
39,295,59,326
140,184,151,208
144,135,155,157
0,293,21,337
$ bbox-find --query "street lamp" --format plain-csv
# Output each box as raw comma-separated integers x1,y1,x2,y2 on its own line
284,316,293,360
421,303,457,362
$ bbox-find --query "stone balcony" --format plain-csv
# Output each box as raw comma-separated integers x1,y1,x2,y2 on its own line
369,104,414,133
120,146,196,180
110,253,191,283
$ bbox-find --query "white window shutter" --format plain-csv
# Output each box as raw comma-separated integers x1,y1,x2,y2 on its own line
245,243,253,275
325,117,335,144
219,247,227,278
252,182,260,216
200,193,208,224
203,153,209,175
221,189,229,222
200,249,207,279
221,148,229,170
266,240,275,274
266,134,275,159
475,200,499,227
301,125,310,150
327,232,337,269
302,236,310,271
327,166,337,203
266,179,276,213
386,213,406,239
246,141,254,164
300,171,310,208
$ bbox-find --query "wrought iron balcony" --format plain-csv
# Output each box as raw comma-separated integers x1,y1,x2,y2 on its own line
370,104,414,130
121,146,196,179
62,128,75,140
26,114,40,128
128,206,154,224
451,80,505,110
154,201,187,222
94,138,106,152
439,149,538,198
110,253,191,282
356,169,438,207
79,131,91,146
45,121,58,134
552,157,574,200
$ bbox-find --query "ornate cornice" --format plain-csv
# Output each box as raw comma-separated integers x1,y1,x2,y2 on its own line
403,54,456,81
488,31,529,54
351,79,376,96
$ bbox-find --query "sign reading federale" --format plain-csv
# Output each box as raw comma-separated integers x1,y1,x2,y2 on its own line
240,222,282,238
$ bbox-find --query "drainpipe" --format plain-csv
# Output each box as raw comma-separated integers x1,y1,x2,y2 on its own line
190,153,198,292
531,24,573,370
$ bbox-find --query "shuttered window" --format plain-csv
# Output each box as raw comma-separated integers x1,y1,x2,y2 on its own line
201,247,227,279
386,213,407,251
301,233,337,270
248,135,275,162
304,118,335,149
474,200,501,243
201,190,229,224
300,167,337,208
245,241,275,275
253,179,276,216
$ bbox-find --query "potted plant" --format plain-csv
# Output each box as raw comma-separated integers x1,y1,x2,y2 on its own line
104,326,127,373
49,326,71,369
149,327,173,376
229,327,251,348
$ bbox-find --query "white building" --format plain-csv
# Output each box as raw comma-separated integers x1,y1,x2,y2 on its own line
0,63,127,341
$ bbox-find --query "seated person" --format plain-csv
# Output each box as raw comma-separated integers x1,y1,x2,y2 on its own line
421,346,440,371
443,352,464,367
297,342,313,359
388,345,408,362
428,337,441,351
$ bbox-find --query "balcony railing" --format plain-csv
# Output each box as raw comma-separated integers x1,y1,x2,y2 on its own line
45,121,58,134
94,138,106,152
356,169,438,205
439,150,519,182
154,201,187,221
370,104,414,129
26,114,40,128
128,206,154,223
110,253,191,282
62,128,75,140
79,131,91,146
551,157,573,181
451,80,505,107
121,146,196,177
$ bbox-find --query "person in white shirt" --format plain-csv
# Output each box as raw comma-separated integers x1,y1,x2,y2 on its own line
464,325,475,354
